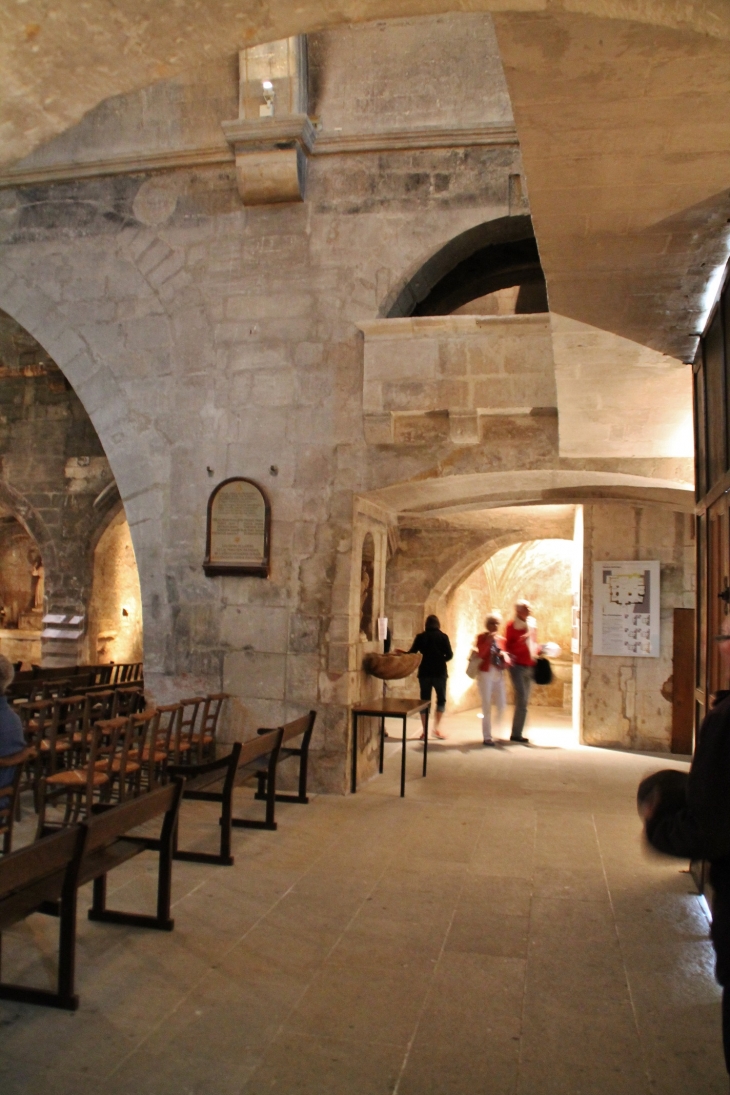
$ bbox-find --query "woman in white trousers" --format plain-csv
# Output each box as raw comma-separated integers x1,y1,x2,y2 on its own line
474,613,507,746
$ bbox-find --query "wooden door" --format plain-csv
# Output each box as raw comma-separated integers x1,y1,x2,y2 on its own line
671,608,694,754
707,494,730,698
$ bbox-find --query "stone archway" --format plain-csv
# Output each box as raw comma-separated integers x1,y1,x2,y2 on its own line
0,273,168,672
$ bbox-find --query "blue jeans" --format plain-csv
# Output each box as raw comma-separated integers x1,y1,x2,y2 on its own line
509,664,532,740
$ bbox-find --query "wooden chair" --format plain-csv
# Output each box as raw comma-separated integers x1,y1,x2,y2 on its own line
0,748,31,854
35,720,121,835
136,703,181,789
169,697,204,764
111,684,144,717
255,711,316,807
191,692,229,763
18,697,77,813
94,715,148,803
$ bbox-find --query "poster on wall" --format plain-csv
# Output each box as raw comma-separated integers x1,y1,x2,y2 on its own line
204,477,270,577
592,561,660,658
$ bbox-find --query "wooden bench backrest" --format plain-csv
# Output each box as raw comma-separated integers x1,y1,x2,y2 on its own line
281,711,316,745
84,779,183,855
0,825,85,901
238,726,284,768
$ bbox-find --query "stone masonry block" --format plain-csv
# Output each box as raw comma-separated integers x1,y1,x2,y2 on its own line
220,605,289,652
449,411,480,444
285,654,320,703
223,650,287,700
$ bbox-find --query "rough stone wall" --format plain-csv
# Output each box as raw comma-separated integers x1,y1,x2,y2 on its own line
308,15,513,135
580,504,695,752
0,17,696,788
0,54,527,790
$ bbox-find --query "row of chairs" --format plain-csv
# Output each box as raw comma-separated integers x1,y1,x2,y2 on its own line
12,662,143,684
8,662,143,703
1,689,228,851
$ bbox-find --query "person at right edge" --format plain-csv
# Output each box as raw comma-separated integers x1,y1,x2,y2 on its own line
640,629,730,1088
504,599,537,744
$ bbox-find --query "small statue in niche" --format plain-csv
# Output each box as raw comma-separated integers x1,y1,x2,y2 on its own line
30,555,44,612
359,557,374,641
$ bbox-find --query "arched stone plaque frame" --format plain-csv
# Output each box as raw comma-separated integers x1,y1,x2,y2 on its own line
204,477,271,578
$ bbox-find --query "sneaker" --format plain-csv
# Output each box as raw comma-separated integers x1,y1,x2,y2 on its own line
483,739,496,747
510,736,530,745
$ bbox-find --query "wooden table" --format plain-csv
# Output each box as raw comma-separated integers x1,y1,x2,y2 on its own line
350,698,430,797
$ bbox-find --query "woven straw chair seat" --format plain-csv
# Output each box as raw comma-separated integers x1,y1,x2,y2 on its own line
46,768,109,787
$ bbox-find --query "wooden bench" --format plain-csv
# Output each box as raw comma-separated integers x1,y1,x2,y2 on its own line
0,780,183,1010
255,711,316,807
0,825,87,1009
168,727,284,866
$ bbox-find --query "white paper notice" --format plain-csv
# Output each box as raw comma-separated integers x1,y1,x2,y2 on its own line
592,561,660,658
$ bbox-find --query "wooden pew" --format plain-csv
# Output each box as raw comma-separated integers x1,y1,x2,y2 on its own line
82,779,183,932
255,711,316,806
0,780,184,1010
167,727,284,866
0,825,88,1009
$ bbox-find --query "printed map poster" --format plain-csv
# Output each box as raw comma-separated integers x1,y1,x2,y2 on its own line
592,561,660,657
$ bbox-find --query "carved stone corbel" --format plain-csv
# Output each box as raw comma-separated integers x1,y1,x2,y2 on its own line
222,36,313,206
221,115,315,205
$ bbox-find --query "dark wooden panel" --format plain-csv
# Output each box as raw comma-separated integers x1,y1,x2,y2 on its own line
672,608,695,755
705,307,726,488
693,360,707,501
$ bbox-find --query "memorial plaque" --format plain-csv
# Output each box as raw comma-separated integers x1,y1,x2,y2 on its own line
204,477,271,577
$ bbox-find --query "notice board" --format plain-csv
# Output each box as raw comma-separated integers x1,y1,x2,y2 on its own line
592,560,660,657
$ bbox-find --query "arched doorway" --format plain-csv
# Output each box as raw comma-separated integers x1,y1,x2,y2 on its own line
0,306,142,668
445,538,574,717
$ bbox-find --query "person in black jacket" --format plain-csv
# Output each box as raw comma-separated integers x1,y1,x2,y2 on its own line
408,615,453,740
641,644,730,1082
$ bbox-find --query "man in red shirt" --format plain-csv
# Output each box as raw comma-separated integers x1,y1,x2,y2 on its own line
503,599,536,744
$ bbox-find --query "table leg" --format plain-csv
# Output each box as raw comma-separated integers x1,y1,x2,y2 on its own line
423,706,429,777
400,716,407,797
351,711,358,794
379,716,385,774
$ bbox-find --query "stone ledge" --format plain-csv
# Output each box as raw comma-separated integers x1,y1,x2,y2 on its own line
357,313,549,340
0,123,518,190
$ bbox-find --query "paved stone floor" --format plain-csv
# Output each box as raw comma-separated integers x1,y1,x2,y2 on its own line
1,706,726,1095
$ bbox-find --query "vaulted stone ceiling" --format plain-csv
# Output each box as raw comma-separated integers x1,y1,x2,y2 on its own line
493,7,730,363
2,2,729,170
